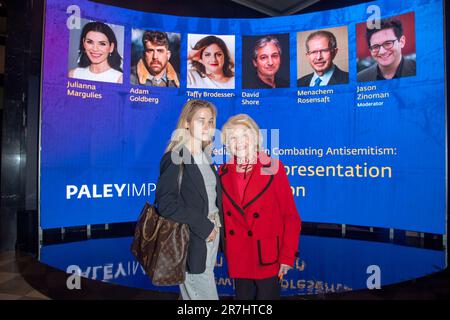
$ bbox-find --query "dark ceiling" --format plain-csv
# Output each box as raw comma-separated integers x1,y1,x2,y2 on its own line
90,0,373,18
231,0,322,16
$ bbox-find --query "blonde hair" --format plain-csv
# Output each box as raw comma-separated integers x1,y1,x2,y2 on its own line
166,99,217,153
221,114,263,153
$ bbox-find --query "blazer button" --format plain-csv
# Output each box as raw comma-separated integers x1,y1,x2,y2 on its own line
229,230,235,235
227,211,232,216
253,212,259,218
248,231,253,237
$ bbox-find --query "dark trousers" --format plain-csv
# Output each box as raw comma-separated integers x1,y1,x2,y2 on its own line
234,276,280,300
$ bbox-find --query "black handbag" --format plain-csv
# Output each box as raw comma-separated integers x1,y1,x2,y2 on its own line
131,164,189,286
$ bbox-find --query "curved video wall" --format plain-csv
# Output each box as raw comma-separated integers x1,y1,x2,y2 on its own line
40,0,446,234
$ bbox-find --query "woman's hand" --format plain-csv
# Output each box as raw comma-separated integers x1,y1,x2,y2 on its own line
207,228,217,242
278,264,292,278
188,47,205,62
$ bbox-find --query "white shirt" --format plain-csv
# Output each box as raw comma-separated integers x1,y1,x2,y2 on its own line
72,67,123,83
187,69,234,89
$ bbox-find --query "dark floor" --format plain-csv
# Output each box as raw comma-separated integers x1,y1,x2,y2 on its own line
1,208,449,300
0,208,47,300
0,248,447,300
0,251,50,300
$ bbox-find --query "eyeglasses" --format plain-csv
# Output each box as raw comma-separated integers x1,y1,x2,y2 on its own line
306,48,334,56
369,39,398,53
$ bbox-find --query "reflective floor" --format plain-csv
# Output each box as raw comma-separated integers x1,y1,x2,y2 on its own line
0,208,448,299
16,235,450,299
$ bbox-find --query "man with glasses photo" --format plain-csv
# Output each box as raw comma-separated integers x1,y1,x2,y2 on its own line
357,18,416,82
297,30,349,87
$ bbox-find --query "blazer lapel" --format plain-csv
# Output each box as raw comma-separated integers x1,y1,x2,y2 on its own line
241,161,274,210
211,164,225,228
220,163,249,228
211,163,222,201
182,149,208,204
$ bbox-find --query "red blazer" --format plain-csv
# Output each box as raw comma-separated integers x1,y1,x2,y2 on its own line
219,153,301,279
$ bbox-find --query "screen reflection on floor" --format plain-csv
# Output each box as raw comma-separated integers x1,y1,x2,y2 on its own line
39,235,446,296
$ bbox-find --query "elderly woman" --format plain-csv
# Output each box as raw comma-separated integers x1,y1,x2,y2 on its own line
219,114,301,300
187,35,235,89
69,21,123,83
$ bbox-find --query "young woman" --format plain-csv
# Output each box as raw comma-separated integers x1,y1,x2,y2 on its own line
187,35,235,89
155,99,224,300
69,21,123,83
219,114,301,300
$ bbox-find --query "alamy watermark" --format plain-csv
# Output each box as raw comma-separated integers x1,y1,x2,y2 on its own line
366,265,381,289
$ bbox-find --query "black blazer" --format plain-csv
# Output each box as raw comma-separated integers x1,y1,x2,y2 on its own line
357,57,416,82
155,147,224,274
297,65,349,87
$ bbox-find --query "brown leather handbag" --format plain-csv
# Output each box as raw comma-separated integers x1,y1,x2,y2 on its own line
131,164,189,286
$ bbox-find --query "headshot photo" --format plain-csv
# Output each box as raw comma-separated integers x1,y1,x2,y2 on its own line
297,27,349,87
242,34,290,89
68,20,124,84
357,12,416,82
130,30,180,87
187,34,235,89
